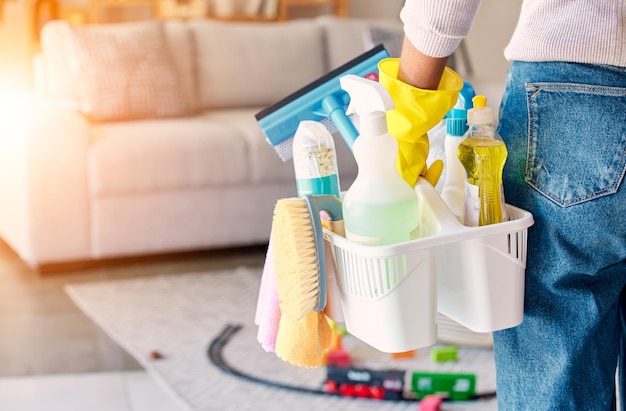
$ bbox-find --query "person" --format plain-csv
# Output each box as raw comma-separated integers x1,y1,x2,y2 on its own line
396,0,626,409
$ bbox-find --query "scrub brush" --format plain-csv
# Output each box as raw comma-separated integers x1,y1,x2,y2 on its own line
271,194,343,321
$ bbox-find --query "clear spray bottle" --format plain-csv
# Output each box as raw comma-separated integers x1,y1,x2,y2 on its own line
457,95,508,226
339,74,420,245
292,120,341,198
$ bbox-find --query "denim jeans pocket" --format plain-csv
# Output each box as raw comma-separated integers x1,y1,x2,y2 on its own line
525,82,626,207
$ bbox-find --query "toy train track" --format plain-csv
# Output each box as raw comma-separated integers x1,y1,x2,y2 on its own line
207,324,497,403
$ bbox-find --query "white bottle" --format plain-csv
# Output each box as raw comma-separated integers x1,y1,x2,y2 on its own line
440,81,475,223
440,108,469,223
339,74,420,245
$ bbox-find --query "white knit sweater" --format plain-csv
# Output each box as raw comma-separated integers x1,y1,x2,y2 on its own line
400,0,626,68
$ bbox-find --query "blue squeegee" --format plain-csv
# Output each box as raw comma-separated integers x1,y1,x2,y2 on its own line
255,44,390,161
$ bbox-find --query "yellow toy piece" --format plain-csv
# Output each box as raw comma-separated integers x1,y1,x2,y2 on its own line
378,58,463,187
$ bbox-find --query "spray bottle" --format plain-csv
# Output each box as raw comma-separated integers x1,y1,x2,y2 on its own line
440,81,475,223
292,120,341,198
339,74,420,245
292,120,346,323
457,95,508,226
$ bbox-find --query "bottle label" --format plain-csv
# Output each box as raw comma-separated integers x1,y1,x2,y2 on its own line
345,224,419,245
500,185,508,222
296,175,341,198
409,225,421,240
464,182,480,227
293,148,338,178
345,230,381,246
463,182,508,226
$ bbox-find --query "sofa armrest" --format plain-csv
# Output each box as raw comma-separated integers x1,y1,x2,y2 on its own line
0,93,91,267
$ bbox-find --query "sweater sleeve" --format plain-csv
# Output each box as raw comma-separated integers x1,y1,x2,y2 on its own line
400,0,482,58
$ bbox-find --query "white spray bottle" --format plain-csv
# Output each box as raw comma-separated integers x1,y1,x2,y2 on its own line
339,74,420,245
440,81,475,223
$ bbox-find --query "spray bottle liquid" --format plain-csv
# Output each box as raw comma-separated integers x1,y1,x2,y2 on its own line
440,81,475,223
339,74,420,245
457,95,508,226
292,120,341,198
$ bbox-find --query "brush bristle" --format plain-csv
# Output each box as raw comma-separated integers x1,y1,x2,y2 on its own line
272,198,320,321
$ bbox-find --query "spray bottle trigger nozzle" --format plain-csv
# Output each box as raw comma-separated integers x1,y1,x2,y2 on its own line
340,74,394,116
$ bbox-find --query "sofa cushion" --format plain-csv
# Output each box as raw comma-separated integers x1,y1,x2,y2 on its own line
39,20,197,111
40,21,80,102
162,20,201,113
88,117,250,196
201,109,297,185
188,19,326,109
316,16,403,70
67,21,192,122
202,110,357,188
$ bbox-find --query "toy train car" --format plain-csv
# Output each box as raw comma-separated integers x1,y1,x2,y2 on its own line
324,365,405,400
411,371,476,401
324,366,477,401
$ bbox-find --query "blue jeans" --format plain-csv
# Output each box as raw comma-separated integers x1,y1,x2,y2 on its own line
493,61,626,410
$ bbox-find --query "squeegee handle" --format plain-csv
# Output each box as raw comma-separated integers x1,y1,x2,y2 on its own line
322,94,358,151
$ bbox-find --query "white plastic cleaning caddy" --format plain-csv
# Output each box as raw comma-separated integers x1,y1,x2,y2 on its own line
323,178,533,353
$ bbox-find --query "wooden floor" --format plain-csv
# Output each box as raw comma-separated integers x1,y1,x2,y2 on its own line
0,239,267,377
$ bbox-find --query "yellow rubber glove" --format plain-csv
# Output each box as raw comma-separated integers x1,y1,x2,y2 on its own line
378,58,463,187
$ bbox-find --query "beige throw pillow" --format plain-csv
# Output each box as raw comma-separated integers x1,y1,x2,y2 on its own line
68,21,190,122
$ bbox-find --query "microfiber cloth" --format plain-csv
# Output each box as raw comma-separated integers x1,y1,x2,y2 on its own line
255,238,281,352
275,311,332,368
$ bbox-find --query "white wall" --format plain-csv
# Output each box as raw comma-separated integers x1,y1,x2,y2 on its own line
349,0,403,20
351,0,522,83
464,0,522,83
0,0,34,91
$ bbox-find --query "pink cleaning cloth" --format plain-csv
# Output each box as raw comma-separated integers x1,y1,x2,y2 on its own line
255,238,281,352
419,395,444,411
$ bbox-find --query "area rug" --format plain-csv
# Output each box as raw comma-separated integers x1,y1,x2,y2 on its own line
65,267,498,411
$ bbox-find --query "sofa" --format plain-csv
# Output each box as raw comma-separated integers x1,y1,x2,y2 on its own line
0,16,403,271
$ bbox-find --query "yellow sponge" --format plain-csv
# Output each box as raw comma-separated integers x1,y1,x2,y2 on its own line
275,311,332,368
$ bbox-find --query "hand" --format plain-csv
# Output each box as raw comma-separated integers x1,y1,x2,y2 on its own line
378,57,462,187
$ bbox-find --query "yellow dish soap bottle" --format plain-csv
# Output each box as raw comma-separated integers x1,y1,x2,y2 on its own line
457,95,508,226
339,74,420,245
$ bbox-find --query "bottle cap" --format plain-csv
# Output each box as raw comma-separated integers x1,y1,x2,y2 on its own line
293,120,333,153
446,108,468,137
445,81,474,137
467,95,495,125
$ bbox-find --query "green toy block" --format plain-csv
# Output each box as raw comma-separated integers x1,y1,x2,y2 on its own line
430,345,458,363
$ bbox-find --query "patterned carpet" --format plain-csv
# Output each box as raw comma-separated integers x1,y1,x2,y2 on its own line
65,267,498,411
